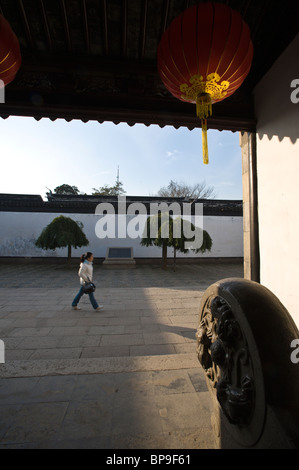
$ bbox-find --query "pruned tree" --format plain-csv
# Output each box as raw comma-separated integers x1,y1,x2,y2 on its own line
35,215,89,263
157,179,216,200
141,212,212,270
141,213,169,270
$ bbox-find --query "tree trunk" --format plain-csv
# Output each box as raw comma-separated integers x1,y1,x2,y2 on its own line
173,247,177,272
162,243,167,270
67,244,72,265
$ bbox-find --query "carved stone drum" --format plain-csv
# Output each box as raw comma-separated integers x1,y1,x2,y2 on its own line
196,278,299,448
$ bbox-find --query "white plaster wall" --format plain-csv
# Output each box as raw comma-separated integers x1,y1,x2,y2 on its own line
254,33,299,326
0,211,243,259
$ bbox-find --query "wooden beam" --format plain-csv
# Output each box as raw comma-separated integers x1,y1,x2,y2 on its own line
60,0,72,51
122,0,128,57
17,0,34,48
39,0,53,51
160,0,170,35
81,0,90,54
140,0,148,59
0,84,256,133
102,0,109,56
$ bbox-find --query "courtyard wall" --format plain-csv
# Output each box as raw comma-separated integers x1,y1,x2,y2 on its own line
0,195,243,261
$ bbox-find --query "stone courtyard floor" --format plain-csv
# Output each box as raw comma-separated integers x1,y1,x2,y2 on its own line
0,261,243,449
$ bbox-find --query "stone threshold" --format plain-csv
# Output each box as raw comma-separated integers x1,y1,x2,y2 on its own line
0,353,199,378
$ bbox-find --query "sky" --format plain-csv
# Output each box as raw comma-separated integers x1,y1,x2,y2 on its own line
0,116,242,200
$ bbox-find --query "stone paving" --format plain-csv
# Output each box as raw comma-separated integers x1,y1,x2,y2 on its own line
0,261,243,449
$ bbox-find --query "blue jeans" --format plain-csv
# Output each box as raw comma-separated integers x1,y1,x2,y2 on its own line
72,286,99,310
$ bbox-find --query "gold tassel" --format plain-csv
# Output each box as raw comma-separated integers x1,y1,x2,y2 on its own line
196,93,212,164
201,119,209,165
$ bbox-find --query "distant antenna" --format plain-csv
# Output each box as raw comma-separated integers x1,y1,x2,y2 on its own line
116,165,120,184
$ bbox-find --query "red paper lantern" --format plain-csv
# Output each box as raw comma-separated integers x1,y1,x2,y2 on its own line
0,14,21,87
157,2,253,164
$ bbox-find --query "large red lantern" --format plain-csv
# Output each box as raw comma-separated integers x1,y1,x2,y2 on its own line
157,2,253,164
0,14,21,88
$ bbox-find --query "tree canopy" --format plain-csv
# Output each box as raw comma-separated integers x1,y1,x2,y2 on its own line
141,212,212,269
53,184,80,195
157,180,216,200
35,215,89,262
92,178,126,196
47,180,127,197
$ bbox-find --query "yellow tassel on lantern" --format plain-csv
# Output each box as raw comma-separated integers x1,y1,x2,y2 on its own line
196,93,212,120
201,119,209,165
196,93,212,165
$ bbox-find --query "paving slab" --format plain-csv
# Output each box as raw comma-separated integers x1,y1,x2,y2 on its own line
0,261,243,449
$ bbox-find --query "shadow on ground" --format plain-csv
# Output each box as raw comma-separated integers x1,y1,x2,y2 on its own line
0,261,243,449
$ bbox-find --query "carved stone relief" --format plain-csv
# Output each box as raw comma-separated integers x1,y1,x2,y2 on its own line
196,295,255,427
